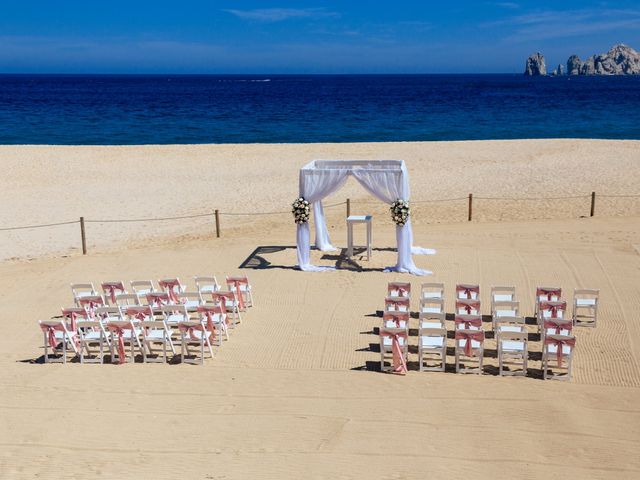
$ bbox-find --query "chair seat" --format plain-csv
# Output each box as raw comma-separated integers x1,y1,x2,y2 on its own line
538,295,559,302
81,331,104,341
547,344,572,355
203,313,225,324
52,331,76,340
388,290,408,298
456,324,480,331
421,336,445,348
183,300,200,309
501,340,525,352
493,294,513,302
135,289,152,296
383,336,406,347
420,321,443,329
576,298,596,306
458,308,479,315
199,286,218,293
384,320,407,329
496,310,517,317
422,292,442,299
166,314,186,324
389,306,409,312
545,328,571,336
183,330,207,341
542,312,565,319
458,292,478,300
145,330,170,341
75,292,94,299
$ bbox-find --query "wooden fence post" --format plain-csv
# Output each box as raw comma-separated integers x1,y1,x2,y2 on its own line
215,210,220,238
468,194,473,222
346,198,351,218
80,217,87,255
590,191,596,217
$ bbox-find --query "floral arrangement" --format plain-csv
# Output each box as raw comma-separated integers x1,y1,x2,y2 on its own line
292,197,311,224
390,199,410,226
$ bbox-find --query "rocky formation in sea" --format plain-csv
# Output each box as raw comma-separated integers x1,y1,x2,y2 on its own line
551,64,565,76
567,44,640,75
524,53,546,76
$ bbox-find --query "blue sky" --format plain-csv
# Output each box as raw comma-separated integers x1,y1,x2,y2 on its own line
1,1,639,73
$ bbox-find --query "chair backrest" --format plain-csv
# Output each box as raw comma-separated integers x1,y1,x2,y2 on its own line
146,292,171,307
71,283,96,299
536,286,562,302
76,320,102,331
159,304,188,317
455,314,482,330
61,306,90,323
493,300,519,315
384,296,410,311
78,295,106,316
115,293,140,307
420,327,446,337
105,319,138,333
543,318,573,334
39,319,72,345
101,281,127,303
141,320,171,334
456,283,480,299
574,289,599,301
540,300,567,318
454,328,485,345
419,311,445,323
226,275,249,286
421,282,444,296
194,276,220,293
383,311,410,328
499,331,527,342
491,286,516,302
210,290,237,305
379,327,408,341
456,298,481,315
180,291,204,304
159,277,184,291
495,315,525,326
124,305,154,322
420,298,444,312
387,282,411,297
131,280,155,294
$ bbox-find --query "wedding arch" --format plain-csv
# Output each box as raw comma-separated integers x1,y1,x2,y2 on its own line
295,160,435,275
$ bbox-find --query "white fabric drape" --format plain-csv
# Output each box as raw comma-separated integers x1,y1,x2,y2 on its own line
296,160,434,275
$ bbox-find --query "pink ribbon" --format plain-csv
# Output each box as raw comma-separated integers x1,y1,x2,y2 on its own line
210,292,230,315
383,312,409,328
179,322,205,342
456,284,479,299
147,293,169,308
544,319,572,335
540,301,566,319
40,323,64,350
454,315,482,330
108,325,127,364
537,287,561,301
456,300,480,315
226,278,247,310
197,306,220,343
79,298,103,319
379,330,408,374
385,297,410,311
455,330,485,357
102,282,125,304
388,283,410,298
159,280,183,304
545,336,575,368
62,309,79,332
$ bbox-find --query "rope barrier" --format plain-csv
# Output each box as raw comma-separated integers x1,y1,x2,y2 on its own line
86,212,213,223
0,220,78,232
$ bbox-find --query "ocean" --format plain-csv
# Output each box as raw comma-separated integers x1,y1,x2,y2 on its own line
0,74,639,144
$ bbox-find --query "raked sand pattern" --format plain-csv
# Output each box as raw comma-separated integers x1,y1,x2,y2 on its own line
0,140,640,479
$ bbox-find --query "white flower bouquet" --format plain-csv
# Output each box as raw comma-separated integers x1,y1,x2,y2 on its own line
390,199,410,226
292,197,311,224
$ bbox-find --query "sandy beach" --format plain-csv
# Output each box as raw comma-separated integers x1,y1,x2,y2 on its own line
1,139,640,479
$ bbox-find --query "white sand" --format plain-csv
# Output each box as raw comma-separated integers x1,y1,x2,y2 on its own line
0,140,639,479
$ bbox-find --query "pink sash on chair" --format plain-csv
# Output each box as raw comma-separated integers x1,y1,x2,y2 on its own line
79,297,104,319
388,283,410,298
102,282,125,304
454,315,482,330
226,278,247,310
385,297,410,311
146,293,169,308
197,306,220,343
40,323,64,350
455,330,485,357
179,322,205,342
543,319,572,335
61,309,80,332
539,301,566,319
107,324,128,365
456,284,479,299
379,330,408,375
456,299,480,315
537,287,562,301
383,312,409,328
159,280,183,304
545,336,575,368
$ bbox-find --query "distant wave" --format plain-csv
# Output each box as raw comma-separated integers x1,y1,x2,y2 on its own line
218,79,271,83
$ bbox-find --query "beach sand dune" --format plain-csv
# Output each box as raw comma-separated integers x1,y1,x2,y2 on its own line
1,140,639,478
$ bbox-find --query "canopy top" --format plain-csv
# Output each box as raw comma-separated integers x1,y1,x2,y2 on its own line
301,159,406,173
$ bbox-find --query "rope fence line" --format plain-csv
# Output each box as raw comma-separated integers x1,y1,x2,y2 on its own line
1,193,639,255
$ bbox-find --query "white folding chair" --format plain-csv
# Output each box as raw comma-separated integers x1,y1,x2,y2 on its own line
454,329,484,374
141,318,175,363
198,304,228,346
573,289,599,327
498,331,527,376
387,282,411,299
382,311,409,329
71,283,97,306
178,319,214,365
159,278,186,303
115,293,141,309
456,283,479,300
78,295,106,319
105,319,143,364
418,327,447,372
420,282,444,301
495,315,526,339
38,320,79,363
379,327,408,374
454,314,482,331
210,291,241,325
226,276,254,308
180,291,204,312
543,334,576,381
158,304,189,330
491,286,516,306
194,276,221,294
101,281,127,305
77,320,107,364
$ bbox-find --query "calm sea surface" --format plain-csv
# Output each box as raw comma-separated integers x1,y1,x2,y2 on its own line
0,74,639,144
